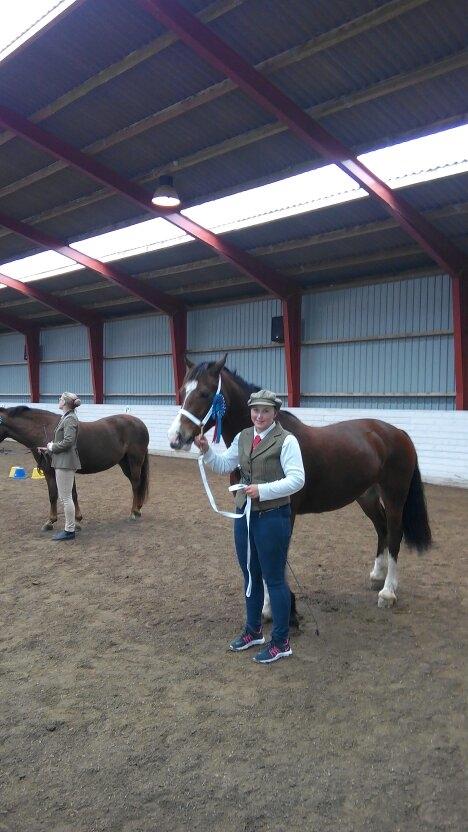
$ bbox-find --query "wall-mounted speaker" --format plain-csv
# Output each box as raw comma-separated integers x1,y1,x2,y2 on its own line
271,315,284,343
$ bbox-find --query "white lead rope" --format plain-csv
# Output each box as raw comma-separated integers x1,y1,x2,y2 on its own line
197,454,253,597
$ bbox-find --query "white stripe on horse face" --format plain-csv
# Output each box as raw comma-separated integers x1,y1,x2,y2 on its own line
167,380,198,442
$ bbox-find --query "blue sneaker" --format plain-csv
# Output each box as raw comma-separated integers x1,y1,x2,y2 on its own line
229,628,265,652
52,530,75,541
253,639,292,664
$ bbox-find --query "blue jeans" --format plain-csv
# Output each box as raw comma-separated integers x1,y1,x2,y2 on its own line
234,504,292,644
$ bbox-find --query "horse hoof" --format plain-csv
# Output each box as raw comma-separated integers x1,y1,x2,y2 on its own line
75,523,81,531
41,523,54,532
289,612,300,629
378,589,397,608
129,513,140,522
370,576,385,591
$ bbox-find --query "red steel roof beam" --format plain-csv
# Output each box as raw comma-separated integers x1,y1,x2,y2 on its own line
0,212,185,402
0,209,183,316
0,271,105,401
137,0,467,281
0,308,33,335
0,106,294,300
0,269,100,326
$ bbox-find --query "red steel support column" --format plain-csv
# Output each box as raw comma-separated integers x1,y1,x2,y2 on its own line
282,293,302,407
169,309,187,404
87,322,104,404
453,276,468,410
24,329,40,402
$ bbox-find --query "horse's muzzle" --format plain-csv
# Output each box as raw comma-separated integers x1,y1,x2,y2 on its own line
169,432,193,451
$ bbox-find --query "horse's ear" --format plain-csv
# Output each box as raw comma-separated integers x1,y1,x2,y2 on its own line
211,353,227,376
185,356,194,370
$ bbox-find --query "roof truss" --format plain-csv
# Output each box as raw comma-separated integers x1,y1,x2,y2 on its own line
137,0,467,281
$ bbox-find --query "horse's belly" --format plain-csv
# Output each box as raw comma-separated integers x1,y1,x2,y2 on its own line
295,472,378,514
295,492,359,514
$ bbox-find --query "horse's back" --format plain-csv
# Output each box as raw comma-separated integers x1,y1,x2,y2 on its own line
76,414,149,473
279,413,416,513
79,414,149,441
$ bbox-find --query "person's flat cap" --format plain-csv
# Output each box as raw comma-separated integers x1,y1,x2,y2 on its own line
247,389,282,409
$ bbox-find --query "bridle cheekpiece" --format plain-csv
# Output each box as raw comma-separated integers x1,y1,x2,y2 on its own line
179,376,226,443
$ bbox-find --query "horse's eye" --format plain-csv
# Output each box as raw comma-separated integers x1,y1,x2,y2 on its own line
200,391,210,399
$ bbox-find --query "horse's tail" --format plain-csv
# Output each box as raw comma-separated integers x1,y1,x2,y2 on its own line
136,452,150,505
402,460,432,553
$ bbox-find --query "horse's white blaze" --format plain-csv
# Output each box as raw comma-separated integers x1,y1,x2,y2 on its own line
167,380,198,443
370,550,388,582
378,555,398,607
262,580,272,621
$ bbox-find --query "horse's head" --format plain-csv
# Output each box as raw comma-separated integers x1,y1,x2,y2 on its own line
168,355,227,450
0,406,58,451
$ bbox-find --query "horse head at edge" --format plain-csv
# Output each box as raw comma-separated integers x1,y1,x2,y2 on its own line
168,354,227,450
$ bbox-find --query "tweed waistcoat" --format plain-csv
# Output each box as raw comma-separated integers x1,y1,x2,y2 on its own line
50,411,81,471
236,423,291,511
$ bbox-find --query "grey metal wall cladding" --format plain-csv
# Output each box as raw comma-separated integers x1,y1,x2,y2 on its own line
301,275,454,409
40,395,93,405
105,315,170,357
302,276,452,340
40,325,88,360
188,299,282,350
104,395,175,406
301,337,454,395
0,331,25,362
39,361,92,398
299,397,455,410
104,355,173,396
0,364,28,396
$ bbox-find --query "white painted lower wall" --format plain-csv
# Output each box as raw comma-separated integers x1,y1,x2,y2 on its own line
2,401,467,487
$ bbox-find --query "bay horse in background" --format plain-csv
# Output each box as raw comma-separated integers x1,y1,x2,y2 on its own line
168,355,432,617
0,406,150,529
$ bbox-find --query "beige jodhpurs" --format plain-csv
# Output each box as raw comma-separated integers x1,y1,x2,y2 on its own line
55,469,76,532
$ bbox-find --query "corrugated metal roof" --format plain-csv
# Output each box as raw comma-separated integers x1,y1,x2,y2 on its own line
0,0,467,331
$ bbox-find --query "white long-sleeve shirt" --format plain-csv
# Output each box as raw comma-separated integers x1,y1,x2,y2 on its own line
202,423,305,503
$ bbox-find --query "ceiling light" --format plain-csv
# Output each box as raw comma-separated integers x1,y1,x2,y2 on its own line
151,175,181,208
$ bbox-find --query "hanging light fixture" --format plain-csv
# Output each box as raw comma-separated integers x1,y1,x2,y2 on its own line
151,175,181,208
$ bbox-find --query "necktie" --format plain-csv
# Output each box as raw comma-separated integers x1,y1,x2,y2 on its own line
252,434,261,450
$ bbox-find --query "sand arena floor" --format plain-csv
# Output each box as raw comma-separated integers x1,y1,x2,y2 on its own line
0,443,466,832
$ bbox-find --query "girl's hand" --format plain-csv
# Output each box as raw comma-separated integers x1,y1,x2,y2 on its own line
193,434,209,453
244,484,259,499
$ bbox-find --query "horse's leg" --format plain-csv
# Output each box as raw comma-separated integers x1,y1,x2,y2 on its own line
356,487,388,590
42,470,58,531
376,488,405,608
120,455,143,520
72,478,83,528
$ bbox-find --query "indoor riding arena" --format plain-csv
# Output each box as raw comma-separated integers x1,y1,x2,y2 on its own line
0,2,467,831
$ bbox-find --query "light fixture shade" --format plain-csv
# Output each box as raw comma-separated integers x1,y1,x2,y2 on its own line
151,175,181,208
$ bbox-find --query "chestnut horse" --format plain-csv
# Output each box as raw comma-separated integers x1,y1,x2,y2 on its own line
0,406,149,529
168,356,432,615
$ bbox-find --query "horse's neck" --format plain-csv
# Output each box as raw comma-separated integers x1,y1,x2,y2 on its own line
222,378,252,446
10,413,57,448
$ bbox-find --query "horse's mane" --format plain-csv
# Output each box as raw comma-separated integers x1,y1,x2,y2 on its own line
0,405,32,416
223,367,260,397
